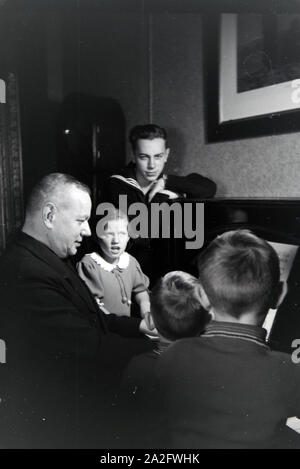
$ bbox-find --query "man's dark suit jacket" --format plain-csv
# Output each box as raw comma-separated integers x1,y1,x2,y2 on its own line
0,232,147,448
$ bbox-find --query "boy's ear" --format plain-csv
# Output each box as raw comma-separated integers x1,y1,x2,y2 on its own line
272,281,287,309
198,284,211,311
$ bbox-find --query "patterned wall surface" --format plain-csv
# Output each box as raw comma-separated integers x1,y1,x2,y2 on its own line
150,13,300,198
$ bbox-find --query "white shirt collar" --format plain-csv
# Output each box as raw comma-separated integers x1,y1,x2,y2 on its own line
89,251,130,272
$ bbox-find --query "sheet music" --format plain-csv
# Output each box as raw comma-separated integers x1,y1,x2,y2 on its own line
263,242,298,339
286,416,300,434
268,242,299,282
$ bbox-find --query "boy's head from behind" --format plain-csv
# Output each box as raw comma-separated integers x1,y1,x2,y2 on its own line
197,230,281,324
150,271,211,341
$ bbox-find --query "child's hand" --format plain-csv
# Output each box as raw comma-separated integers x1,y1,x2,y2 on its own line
137,294,151,319
144,311,155,330
139,313,159,338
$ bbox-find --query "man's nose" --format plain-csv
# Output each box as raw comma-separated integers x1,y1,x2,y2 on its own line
112,233,119,243
147,157,155,169
82,221,91,237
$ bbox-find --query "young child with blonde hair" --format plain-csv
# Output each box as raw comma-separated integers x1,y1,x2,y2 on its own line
77,208,150,319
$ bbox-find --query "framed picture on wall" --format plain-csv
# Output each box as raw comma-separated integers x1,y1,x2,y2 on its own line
204,13,300,142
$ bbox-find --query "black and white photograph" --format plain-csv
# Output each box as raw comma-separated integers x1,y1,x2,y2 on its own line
1,0,300,455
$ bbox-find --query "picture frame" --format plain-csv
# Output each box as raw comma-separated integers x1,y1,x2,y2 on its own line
204,13,300,142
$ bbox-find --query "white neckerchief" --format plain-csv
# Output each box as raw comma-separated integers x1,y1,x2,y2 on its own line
89,251,130,272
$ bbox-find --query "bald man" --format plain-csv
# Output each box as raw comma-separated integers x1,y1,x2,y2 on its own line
0,173,153,448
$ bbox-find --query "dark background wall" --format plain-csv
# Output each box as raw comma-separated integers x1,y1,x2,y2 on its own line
0,7,59,199
2,0,300,199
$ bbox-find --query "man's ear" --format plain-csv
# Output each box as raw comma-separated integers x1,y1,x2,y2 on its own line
272,281,287,309
198,284,211,311
43,202,56,228
165,147,170,161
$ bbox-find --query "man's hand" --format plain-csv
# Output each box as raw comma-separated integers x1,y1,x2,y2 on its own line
148,178,166,202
